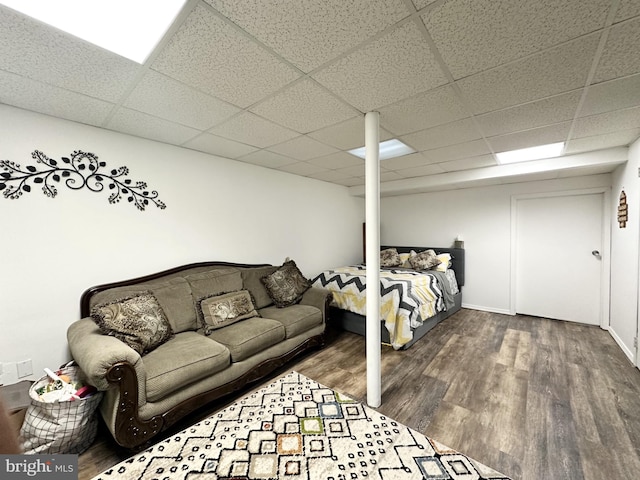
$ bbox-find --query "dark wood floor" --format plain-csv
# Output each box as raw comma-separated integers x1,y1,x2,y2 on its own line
78,309,640,480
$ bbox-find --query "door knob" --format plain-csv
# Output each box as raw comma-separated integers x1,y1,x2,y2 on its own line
592,250,601,258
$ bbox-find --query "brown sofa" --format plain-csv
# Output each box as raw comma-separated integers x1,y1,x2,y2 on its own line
66,261,331,449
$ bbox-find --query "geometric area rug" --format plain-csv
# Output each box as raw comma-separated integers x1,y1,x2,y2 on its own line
93,371,511,479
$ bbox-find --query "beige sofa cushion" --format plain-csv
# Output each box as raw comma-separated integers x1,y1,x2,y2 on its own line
260,305,323,339
207,318,285,362
186,268,243,300
90,278,197,334
240,266,278,309
143,332,230,402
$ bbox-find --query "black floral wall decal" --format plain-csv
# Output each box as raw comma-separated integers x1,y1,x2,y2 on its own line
0,150,166,211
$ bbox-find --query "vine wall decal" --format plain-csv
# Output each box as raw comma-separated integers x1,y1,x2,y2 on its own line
0,150,166,211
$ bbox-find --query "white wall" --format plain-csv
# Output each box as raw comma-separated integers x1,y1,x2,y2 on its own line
381,174,612,314
0,105,364,383
610,138,640,362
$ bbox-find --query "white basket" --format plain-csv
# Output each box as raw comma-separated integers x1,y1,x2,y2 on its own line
19,364,103,455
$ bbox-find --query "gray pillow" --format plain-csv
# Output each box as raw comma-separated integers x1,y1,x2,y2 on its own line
408,249,441,271
91,292,173,355
197,290,260,334
261,260,311,308
380,248,402,267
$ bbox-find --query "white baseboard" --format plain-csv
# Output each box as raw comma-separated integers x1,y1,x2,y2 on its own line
461,304,512,315
606,326,636,364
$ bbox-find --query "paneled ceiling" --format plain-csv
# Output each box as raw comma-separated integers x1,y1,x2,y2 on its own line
1,0,638,196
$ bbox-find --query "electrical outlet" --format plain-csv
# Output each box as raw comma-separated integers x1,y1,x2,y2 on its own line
16,359,32,378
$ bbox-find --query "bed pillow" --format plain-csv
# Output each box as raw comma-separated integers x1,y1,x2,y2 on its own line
380,248,402,267
434,253,452,272
408,249,441,271
398,252,412,268
197,290,260,334
91,292,173,355
261,260,311,308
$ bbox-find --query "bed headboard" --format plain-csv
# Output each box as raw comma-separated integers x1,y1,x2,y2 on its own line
381,245,465,288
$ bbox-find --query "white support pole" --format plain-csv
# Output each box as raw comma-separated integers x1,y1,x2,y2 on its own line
365,111,381,408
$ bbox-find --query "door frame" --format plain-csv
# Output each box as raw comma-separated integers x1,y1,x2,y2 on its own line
510,187,611,329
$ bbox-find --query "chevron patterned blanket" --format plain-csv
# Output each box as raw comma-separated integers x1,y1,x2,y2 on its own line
311,265,458,349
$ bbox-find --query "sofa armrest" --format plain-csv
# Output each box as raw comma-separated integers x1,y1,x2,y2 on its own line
300,287,333,322
67,318,144,391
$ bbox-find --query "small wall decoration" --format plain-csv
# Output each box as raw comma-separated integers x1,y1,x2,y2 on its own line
618,190,627,228
0,150,166,211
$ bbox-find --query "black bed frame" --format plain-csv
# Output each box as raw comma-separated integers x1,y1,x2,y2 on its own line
329,246,465,350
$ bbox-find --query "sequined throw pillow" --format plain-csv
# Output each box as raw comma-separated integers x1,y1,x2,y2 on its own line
197,290,260,334
408,249,442,271
261,260,311,308
91,292,173,355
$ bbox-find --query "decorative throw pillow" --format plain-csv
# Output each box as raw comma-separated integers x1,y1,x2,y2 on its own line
197,290,260,334
380,248,402,267
408,249,441,271
261,260,311,308
434,253,452,272
91,292,173,355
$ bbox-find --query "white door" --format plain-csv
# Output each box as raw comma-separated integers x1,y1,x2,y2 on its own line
515,193,604,325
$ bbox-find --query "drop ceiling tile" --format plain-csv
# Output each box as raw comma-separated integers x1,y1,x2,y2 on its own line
614,0,640,22
0,5,141,102
476,91,583,137
277,161,329,176
382,152,437,170
572,106,640,138
106,108,200,145
421,139,491,163
565,129,640,154
412,0,439,10
378,85,470,135
209,112,300,148
488,122,572,153
457,33,600,114
267,135,339,161
124,71,240,130
237,150,298,168
308,169,354,183
0,69,114,126
307,117,393,150
393,163,445,178
335,164,366,177
312,20,448,111
422,0,609,79
381,171,405,182
593,17,640,83
437,154,497,172
183,133,258,159
151,3,300,108
401,118,483,151
205,0,410,72
307,151,363,169
250,79,358,133
581,74,640,117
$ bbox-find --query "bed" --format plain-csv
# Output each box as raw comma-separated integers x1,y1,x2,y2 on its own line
311,246,465,350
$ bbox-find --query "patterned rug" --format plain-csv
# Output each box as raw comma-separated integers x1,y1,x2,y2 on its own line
94,371,510,479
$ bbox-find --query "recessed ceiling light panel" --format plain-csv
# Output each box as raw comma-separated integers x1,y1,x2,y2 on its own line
496,142,565,164
0,0,186,64
348,139,416,161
